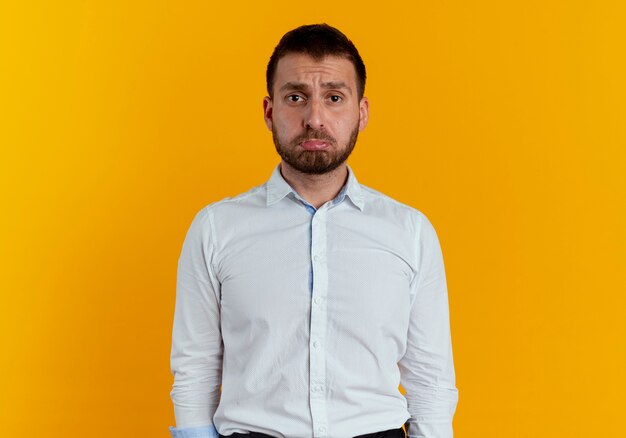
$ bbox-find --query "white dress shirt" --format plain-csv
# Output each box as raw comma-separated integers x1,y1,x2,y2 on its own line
169,164,458,438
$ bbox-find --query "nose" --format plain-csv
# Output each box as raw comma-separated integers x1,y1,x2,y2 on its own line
304,99,324,130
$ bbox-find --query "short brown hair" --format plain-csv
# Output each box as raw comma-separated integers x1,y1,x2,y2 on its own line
266,24,367,99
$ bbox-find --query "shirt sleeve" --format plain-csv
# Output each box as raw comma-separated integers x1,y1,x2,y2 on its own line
398,215,459,438
169,207,223,433
169,425,219,438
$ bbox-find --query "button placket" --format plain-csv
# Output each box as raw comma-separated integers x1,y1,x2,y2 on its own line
309,207,329,437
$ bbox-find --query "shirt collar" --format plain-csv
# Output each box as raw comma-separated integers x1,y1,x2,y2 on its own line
266,163,364,211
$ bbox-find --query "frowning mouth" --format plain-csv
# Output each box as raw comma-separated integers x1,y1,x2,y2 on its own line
300,139,329,150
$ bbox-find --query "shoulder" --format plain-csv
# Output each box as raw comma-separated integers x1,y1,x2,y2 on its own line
359,183,435,234
185,182,268,234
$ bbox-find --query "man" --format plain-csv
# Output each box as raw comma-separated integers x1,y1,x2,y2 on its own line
169,24,458,438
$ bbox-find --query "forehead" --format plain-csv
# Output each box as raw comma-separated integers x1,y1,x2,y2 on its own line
273,53,357,90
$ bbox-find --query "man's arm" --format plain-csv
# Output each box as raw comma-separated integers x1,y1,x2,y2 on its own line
399,215,459,438
169,208,223,438
169,425,218,438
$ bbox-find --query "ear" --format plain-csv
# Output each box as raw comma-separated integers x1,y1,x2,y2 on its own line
358,97,369,132
263,96,273,131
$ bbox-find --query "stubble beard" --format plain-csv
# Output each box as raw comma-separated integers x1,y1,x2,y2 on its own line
272,123,360,175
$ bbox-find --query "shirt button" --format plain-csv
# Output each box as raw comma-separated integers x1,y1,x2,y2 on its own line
313,297,320,304
313,340,320,348
318,426,326,433
313,254,320,262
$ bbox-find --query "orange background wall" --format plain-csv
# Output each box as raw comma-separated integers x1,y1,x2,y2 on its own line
1,1,625,437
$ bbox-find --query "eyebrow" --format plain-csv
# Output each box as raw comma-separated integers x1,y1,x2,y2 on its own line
279,81,352,95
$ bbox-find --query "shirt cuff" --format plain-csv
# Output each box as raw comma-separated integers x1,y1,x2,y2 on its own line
169,425,219,438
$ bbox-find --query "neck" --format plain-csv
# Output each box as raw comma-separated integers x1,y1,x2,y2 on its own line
279,161,349,209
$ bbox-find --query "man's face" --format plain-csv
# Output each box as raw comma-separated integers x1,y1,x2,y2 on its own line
263,53,369,175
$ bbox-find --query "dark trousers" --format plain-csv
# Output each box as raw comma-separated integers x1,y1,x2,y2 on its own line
219,426,406,438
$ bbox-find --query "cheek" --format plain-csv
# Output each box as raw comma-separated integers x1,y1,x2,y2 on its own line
336,113,359,133
273,116,302,144
276,120,297,139
275,110,300,130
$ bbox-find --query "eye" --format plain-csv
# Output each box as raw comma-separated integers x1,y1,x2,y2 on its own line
329,95,342,103
287,94,304,103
